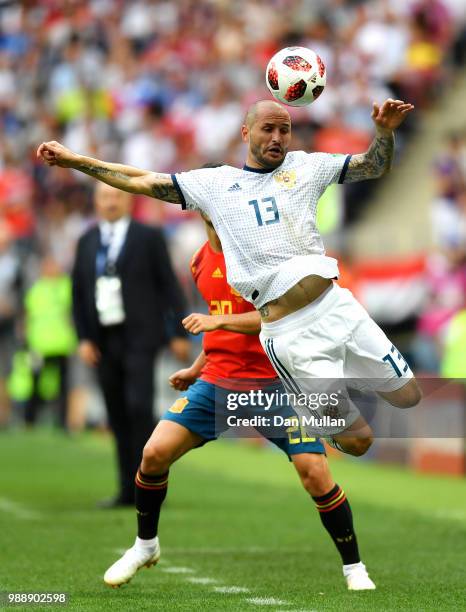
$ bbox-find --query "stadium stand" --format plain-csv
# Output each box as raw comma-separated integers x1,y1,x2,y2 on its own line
0,1,465,472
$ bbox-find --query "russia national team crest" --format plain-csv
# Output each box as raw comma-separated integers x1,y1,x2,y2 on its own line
274,169,297,189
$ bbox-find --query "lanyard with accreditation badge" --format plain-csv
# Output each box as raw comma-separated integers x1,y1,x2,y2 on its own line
95,229,126,326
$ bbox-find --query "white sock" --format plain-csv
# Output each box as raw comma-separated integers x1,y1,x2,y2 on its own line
135,536,157,551
343,561,365,576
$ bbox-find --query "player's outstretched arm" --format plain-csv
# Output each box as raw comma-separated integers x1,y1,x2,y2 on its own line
344,99,414,182
183,312,261,335
36,141,181,203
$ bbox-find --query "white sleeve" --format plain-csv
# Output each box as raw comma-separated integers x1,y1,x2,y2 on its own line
171,168,217,213
308,152,352,190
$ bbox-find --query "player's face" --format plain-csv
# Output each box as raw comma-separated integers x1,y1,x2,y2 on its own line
94,183,132,222
244,109,291,169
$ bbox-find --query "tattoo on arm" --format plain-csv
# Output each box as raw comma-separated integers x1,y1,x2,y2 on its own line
345,132,394,182
150,174,181,204
76,163,181,203
78,163,130,183
259,305,270,318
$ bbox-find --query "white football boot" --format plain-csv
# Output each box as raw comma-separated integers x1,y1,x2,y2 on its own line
343,562,376,591
104,537,160,587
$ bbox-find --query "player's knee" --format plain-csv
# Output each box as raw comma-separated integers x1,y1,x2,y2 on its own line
349,435,373,456
141,441,173,474
388,380,423,408
404,382,422,407
299,462,332,497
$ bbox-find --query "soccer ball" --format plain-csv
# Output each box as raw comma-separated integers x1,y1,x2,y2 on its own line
266,46,326,107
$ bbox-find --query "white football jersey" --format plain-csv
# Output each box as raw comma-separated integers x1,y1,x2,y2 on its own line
173,150,351,308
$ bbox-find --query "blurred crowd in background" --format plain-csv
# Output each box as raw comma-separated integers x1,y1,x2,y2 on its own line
1,0,466,430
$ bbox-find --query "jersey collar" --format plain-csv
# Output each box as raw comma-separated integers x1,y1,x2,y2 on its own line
242,164,275,173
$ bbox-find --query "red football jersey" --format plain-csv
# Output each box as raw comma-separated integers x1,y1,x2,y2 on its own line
191,241,276,385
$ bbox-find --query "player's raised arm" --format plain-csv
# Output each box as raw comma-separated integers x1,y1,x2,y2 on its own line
344,99,414,182
36,141,181,204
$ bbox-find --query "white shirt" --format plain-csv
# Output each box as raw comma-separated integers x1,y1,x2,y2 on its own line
99,216,131,265
173,151,350,308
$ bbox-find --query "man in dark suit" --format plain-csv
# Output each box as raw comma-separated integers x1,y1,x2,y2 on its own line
72,183,190,507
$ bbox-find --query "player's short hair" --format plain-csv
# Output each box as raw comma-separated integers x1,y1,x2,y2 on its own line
244,100,288,128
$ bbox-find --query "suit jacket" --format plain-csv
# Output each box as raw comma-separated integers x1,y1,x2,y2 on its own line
72,220,187,352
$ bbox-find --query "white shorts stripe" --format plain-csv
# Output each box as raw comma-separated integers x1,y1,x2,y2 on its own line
264,338,301,395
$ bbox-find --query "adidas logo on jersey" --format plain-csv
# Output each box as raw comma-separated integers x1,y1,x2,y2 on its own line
211,267,224,278
227,183,242,192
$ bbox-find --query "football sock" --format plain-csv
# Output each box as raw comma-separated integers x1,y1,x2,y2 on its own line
312,483,360,565
135,467,169,540
342,561,365,576
135,536,157,551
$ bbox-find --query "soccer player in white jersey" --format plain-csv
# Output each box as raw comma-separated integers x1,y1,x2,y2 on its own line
37,97,422,434
38,96,421,593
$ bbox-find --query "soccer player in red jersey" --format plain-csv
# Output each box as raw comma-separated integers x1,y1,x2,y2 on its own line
104,215,375,591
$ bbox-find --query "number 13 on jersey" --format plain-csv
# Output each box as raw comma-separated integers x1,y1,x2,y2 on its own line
248,196,280,226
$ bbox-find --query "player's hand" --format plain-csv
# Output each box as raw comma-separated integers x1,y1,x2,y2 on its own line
169,337,191,362
371,99,414,133
182,313,220,335
78,340,101,367
169,368,198,391
36,140,79,168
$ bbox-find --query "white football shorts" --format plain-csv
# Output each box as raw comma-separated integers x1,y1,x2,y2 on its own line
259,282,414,434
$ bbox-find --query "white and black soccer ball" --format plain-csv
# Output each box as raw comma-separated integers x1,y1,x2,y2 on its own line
266,46,326,107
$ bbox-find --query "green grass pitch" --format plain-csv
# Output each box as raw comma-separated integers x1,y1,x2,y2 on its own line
0,428,465,611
